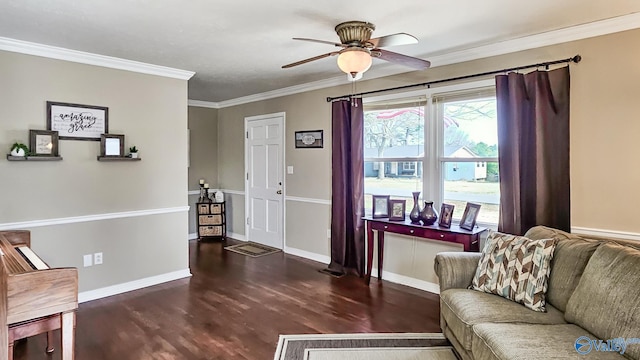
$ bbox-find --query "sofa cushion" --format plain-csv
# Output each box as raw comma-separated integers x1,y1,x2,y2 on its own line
470,231,557,311
472,323,627,360
565,242,640,360
524,226,600,312
440,289,566,351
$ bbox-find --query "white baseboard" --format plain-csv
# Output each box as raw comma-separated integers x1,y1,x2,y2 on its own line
227,232,247,241
78,268,192,303
284,246,331,264
369,269,441,295
188,232,246,241
283,247,440,294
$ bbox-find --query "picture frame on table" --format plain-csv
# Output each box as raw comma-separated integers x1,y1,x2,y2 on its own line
460,203,481,230
47,101,109,141
295,130,323,148
438,203,455,228
29,129,59,157
372,195,390,218
388,200,406,221
100,134,125,157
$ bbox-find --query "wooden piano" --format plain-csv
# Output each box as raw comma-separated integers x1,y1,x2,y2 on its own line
0,230,78,359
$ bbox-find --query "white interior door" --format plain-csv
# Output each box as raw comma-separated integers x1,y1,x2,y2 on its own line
245,113,284,249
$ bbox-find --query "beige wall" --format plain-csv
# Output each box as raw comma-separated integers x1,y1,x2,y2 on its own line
0,51,189,292
188,106,218,189
215,28,640,285
187,106,218,234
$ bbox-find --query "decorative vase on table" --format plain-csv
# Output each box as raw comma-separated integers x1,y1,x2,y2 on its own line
409,191,422,224
419,201,438,225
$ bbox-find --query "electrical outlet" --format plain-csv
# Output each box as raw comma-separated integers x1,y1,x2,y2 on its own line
83,254,93,267
327,229,331,238
94,252,103,265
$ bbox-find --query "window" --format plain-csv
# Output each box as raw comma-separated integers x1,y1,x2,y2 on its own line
364,99,425,212
364,80,499,224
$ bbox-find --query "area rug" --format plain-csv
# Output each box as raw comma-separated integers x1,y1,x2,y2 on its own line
224,242,281,257
273,333,455,360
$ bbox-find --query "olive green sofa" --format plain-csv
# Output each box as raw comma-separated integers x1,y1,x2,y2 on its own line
434,226,640,360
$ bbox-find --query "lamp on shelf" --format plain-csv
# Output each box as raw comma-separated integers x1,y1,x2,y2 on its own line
337,48,372,79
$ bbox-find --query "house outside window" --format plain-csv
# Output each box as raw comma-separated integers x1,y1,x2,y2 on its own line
364,79,499,225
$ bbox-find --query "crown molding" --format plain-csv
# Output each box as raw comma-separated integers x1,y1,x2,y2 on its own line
188,99,220,109
0,37,195,80
214,12,640,108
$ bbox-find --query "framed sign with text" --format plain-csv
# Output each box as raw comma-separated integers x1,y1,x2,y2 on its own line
47,101,109,141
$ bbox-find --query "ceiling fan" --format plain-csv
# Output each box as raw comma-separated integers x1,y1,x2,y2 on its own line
282,21,431,79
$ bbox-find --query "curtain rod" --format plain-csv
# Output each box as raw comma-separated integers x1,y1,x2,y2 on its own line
326,55,581,102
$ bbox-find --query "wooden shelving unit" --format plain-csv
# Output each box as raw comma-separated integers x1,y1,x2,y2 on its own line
96,156,141,162
6,155,62,161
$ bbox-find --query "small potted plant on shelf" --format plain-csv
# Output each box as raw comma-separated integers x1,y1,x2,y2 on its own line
10,142,29,157
129,146,139,159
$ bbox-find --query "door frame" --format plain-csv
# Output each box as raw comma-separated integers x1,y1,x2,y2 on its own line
244,112,286,249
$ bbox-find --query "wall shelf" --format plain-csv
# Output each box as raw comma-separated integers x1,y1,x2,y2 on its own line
6,155,63,161
97,156,141,162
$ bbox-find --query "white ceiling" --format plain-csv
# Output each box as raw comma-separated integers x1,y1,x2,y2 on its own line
0,1,639,102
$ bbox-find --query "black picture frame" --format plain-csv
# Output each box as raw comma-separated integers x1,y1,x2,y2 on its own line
372,195,390,218
460,203,481,230
47,101,109,141
388,200,406,221
29,129,59,157
438,203,455,228
100,134,125,157
295,130,323,148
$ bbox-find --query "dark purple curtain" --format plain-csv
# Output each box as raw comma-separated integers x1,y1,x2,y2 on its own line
496,67,570,235
328,99,365,276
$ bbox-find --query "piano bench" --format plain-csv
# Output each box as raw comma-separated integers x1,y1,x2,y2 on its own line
8,315,59,358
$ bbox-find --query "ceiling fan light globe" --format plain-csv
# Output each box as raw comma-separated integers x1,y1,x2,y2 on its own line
337,49,372,75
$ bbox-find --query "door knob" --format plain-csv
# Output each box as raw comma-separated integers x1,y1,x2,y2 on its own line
277,190,282,194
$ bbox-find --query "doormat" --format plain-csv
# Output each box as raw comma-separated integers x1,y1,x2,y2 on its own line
224,242,282,258
274,333,453,360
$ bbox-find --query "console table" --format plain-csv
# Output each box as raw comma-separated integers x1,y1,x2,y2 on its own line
363,216,486,285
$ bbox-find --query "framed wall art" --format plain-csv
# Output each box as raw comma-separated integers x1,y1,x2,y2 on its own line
295,130,323,148
29,129,59,157
388,199,406,221
438,203,455,228
372,195,390,218
460,203,481,230
47,101,109,141
100,134,125,157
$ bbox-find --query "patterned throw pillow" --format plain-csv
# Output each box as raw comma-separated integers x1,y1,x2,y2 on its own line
470,231,558,312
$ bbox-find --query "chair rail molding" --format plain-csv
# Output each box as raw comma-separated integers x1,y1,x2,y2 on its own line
0,206,190,231
571,226,640,242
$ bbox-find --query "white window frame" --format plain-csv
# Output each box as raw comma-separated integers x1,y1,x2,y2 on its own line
364,79,498,225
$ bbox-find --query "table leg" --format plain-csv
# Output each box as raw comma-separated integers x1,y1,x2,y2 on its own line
365,221,374,285
61,311,75,360
378,231,385,280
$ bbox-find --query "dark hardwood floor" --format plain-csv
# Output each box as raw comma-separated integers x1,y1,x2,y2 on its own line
15,239,441,359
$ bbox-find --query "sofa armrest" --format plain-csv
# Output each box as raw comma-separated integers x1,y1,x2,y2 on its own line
434,252,482,292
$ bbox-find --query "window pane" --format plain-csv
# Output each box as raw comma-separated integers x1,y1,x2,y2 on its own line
364,106,425,159
443,97,498,158
442,161,499,224
365,161,423,215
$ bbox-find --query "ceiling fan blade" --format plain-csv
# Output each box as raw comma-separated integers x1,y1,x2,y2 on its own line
292,38,345,47
282,51,340,69
368,33,418,48
371,49,431,70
